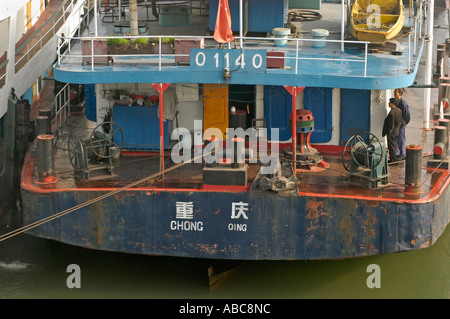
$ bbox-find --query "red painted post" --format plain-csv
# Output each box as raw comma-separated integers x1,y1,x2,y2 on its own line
159,86,164,174
292,92,297,174
151,83,171,178
283,86,305,175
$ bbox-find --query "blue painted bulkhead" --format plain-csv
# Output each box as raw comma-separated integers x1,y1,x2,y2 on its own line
303,87,333,143
339,89,371,145
22,181,450,260
113,105,172,150
209,0,289,33
84,84,97,122
263,86,333,143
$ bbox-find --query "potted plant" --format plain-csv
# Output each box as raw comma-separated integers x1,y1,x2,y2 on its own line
152,37,175,54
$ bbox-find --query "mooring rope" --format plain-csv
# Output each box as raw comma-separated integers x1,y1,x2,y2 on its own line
1,149,446,242
0,151,208,242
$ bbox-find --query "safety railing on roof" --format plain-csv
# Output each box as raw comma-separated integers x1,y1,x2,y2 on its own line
57,34,375,76
55,1,426,79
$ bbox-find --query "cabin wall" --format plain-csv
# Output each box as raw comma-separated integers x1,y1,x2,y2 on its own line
94,83,205,134
92,84,385,150
15,8,26,43
371,89,391,148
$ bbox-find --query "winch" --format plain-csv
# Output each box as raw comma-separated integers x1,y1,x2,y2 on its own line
67,121,124,180
342,132,389,189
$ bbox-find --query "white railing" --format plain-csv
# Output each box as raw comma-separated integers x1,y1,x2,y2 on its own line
58,34,373,76
55,3,427,79
14,0,80,72
51,83,71,135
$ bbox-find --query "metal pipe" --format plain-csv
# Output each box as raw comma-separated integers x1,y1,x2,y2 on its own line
239,0,243,48
341,0,345,52
424,0,434,130
118,0,121,22
292,90,297,174
364,43,368,77
159,83,164,178
37,134,56,184
94,0,98,37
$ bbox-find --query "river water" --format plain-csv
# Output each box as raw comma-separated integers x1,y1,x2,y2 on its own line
0,219,449,299
1,0,449,302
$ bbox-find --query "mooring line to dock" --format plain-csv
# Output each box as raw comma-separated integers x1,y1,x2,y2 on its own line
1,149,446,242
0,152,210,242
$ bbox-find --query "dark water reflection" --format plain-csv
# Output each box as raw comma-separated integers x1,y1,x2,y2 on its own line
0,223,449,299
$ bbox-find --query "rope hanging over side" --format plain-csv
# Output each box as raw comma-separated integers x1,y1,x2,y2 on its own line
0,151,210,242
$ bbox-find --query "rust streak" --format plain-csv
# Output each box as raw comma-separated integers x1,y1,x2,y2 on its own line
305,200,325,219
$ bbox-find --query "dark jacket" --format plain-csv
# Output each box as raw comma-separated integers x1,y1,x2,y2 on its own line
382,108,402,137
397,98,411,127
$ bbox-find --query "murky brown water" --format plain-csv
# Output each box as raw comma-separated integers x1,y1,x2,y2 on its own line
0,218,449,299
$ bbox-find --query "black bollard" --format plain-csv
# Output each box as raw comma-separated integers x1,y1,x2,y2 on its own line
405,145,422,188
433,126,447,160
35,116,51,136
229,109,246,130
37,134,56,184
438,118,449,150
427,126,450,169
39,109,52,119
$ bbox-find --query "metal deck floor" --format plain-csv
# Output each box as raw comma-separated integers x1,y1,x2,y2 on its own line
22,112,448,205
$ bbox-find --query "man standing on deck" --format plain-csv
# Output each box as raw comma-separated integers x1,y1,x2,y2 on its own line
393,88,411,160
382,98,403,163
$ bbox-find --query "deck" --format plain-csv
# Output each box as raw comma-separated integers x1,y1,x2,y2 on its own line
22,112,448,205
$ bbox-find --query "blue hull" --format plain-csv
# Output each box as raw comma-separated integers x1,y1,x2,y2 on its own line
22,180,450,260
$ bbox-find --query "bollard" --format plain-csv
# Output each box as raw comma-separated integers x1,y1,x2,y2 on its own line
37,134,56,184
39,109,52,119
310,29,330,48
433,126,447,160
438,118,449,150
35,116,51,136
405,145,422,188
272,28,291,47
229,109,246,130
427,126,450,169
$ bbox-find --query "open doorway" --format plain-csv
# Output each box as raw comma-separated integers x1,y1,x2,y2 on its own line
229,85,255,130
